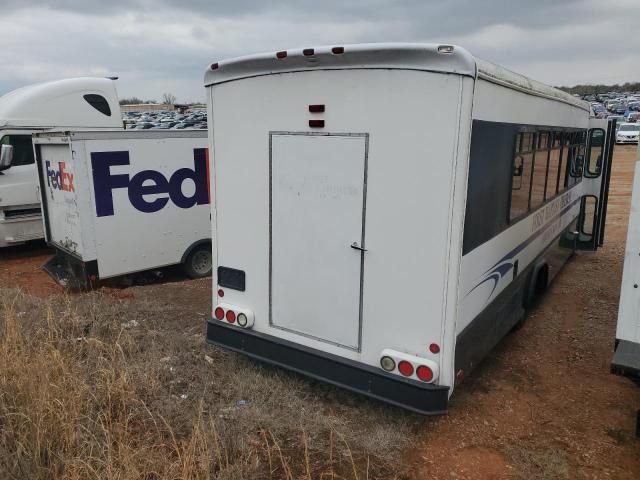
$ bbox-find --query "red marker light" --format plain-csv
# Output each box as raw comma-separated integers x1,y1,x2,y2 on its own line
416,365,434,382
218,289,225,298
303,48,315,56
210,63,219,70
398,361,414,377
429,343,440,354
331,46,345,54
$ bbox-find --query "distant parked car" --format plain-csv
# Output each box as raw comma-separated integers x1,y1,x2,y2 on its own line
616,123,640,144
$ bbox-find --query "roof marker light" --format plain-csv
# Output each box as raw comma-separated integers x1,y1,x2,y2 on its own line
276,51,287,59
437,45,455,54
331,46,345,54
308,104,325,113
309,119,324,128
303,48,315,56
210,63,219,70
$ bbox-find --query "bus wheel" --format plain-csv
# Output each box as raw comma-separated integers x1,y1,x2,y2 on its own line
183,245,212,279
514,262,549,331
524,261,549,309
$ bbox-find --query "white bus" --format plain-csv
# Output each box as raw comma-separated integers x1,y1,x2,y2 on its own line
0,78,123,247
613,141,640,435
204,43,615,413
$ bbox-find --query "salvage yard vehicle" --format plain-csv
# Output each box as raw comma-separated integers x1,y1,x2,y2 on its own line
613,140,640,436
204,43,615,414
33,130,211,289
616,123,640,144
0,77,123,248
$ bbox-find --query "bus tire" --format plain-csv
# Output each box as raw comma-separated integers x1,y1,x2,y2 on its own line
183,244,212,279
524,261,549,310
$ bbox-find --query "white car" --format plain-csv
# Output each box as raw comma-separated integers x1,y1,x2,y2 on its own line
616,123,640,144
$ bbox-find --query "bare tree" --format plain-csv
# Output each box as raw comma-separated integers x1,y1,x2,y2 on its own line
162,92,177,105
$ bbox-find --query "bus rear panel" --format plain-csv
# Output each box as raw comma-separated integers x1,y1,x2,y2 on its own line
207,53,474,413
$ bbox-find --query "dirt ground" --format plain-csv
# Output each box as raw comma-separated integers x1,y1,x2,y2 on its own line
1,145,639,479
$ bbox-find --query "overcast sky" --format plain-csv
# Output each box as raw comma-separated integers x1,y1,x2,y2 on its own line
0,0,638,102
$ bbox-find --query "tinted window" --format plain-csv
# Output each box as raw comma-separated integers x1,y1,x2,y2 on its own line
545,132,560,199
530,133,547,210
0,135,34,167
83,94,112,116
510,132,534,219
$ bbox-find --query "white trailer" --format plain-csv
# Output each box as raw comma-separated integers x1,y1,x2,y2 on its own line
613,141,640,436
0,78,123,247
204,43,615,413
33,130,211,289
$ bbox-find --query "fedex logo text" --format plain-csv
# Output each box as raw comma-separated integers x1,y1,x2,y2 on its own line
91,148,210,217
45,161,75,192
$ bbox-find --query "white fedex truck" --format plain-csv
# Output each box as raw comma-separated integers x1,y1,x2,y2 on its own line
613,141,640,436
204,43,615,413
33,130,211,289
0,78,122,247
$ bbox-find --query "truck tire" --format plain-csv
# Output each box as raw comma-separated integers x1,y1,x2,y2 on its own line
183,245,212,279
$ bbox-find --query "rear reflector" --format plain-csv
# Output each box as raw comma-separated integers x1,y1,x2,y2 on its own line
308,104,325,113
398,360,414,377
303,48,315,56
309,119,325,128
416,365,434,382
214,307,224,320
226,310,236,323
331,46,344,54
276,51,287,59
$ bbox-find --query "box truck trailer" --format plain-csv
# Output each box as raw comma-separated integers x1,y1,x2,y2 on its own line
33,130,211,289
613,141,640,436
0,77,123,247
204,43,616,413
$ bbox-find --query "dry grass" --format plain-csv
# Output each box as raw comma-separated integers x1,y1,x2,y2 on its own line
0,290,416,479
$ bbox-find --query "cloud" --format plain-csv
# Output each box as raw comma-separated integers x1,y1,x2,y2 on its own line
0,0,637,101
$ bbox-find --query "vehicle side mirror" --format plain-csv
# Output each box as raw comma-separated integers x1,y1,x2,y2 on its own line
0,144,13,171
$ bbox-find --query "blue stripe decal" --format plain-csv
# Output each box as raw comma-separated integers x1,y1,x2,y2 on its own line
465,195,582,303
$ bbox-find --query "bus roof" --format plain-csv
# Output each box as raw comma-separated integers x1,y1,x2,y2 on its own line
204,43,588,112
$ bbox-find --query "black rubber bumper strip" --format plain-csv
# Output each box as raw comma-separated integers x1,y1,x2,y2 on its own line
206,320,449,415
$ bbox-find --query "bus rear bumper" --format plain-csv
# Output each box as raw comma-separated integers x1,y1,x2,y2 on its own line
206,320,450,414
612,339,640,385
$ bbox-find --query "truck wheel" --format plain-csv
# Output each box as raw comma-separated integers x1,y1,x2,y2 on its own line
183,245,212,279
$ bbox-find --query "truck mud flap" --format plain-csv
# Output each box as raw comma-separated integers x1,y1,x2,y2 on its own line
43,250,98,291
207,320,450,415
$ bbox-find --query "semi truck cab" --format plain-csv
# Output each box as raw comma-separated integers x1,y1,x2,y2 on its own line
0,77,123,247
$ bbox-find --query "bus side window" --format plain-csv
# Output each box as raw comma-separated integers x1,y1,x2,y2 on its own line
529,132,546,210
557,132,569,192
510,132,533,220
